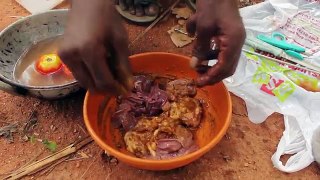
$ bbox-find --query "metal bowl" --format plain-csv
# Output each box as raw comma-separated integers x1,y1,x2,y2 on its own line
0,9,80,100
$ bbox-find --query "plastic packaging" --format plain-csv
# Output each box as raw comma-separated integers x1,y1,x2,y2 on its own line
16,0,65,14
224,0,320,173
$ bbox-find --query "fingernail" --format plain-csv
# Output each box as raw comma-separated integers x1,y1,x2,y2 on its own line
196,81,204,87
196,76,208,87
190,56,198,69
118,85,128,95
126,76,134,90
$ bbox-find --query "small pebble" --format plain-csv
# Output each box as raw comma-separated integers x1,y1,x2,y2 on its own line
22,135,29,142
73,129,77,133
33,102,40,107
110,158,118,164
76,162,80,168
223,155,231,162
244,163,249,167
50,125,56,131
225,133,231,140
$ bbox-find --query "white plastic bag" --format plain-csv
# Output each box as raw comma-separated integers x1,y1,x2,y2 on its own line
16,0,65,14
224,0,320,173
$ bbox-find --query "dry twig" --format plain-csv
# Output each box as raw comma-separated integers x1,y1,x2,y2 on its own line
129,0,181,47
4,137,93,180
80,154,97,179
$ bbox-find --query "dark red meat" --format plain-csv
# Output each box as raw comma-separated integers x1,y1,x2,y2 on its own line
112,75,169,131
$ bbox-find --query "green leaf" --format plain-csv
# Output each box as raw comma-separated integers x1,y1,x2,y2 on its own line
42,139,57,152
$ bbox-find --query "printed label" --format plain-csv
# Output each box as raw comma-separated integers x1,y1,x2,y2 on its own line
272,81,296,102
280,11,320,49
245,53,297,102
260,76,284,96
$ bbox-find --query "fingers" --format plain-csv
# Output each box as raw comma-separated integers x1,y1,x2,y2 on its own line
186,14,197,36
196,59,234,87
145,3,160,16
119,0,127,10
58,47,94,89
196,28,245,86
188,0,246,87
190,20,218,74
111,29,133,92
191,52,218,75
126,0,133,6
59,41,124,94
193,22,217,60
135,4,144,16
81,45,121,94
126,0,134,14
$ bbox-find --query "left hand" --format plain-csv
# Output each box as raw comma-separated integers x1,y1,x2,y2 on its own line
187,0,246,87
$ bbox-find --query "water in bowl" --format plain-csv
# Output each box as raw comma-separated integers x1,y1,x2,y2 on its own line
14,36,75,87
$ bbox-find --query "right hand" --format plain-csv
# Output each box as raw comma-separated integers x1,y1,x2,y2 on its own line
186,0,246,87
58,0,133,94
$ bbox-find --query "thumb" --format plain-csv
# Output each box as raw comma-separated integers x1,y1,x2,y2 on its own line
112,35,133,92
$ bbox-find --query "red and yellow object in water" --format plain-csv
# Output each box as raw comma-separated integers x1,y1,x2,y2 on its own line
35,54,73,77
35,54,63,75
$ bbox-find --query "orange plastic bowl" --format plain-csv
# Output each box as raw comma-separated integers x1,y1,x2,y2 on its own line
83,52,232,170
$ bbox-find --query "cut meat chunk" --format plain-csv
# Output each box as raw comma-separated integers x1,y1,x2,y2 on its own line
166,79,197,101
169,97,202,127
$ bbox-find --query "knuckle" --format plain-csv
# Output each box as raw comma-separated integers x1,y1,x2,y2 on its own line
229,67,237,76
225,69,235,77
220,67,234,78
58,45,72,58
58,45,80,61
196,22,212,34
95,80,113,91
77,79,88,89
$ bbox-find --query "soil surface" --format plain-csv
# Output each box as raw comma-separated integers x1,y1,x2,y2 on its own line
0,0,319,179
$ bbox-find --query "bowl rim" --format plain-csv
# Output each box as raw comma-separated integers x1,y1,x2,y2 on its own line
83,52,232,165
0,9,78,90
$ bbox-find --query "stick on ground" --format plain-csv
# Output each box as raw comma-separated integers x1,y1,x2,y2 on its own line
4,137,93,180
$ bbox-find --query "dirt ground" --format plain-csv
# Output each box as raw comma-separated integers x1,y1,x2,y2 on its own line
0,0,319,179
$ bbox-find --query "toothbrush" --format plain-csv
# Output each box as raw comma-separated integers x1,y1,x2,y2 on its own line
242,49,320,74
244,36,320,73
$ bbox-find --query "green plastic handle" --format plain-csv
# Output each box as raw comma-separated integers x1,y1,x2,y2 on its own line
272,32,286,41
285,50,304,60
257,34,305,53
245,36,283,56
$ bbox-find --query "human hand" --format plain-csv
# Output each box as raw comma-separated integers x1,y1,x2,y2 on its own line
58,0,132,94
187,0,246,86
